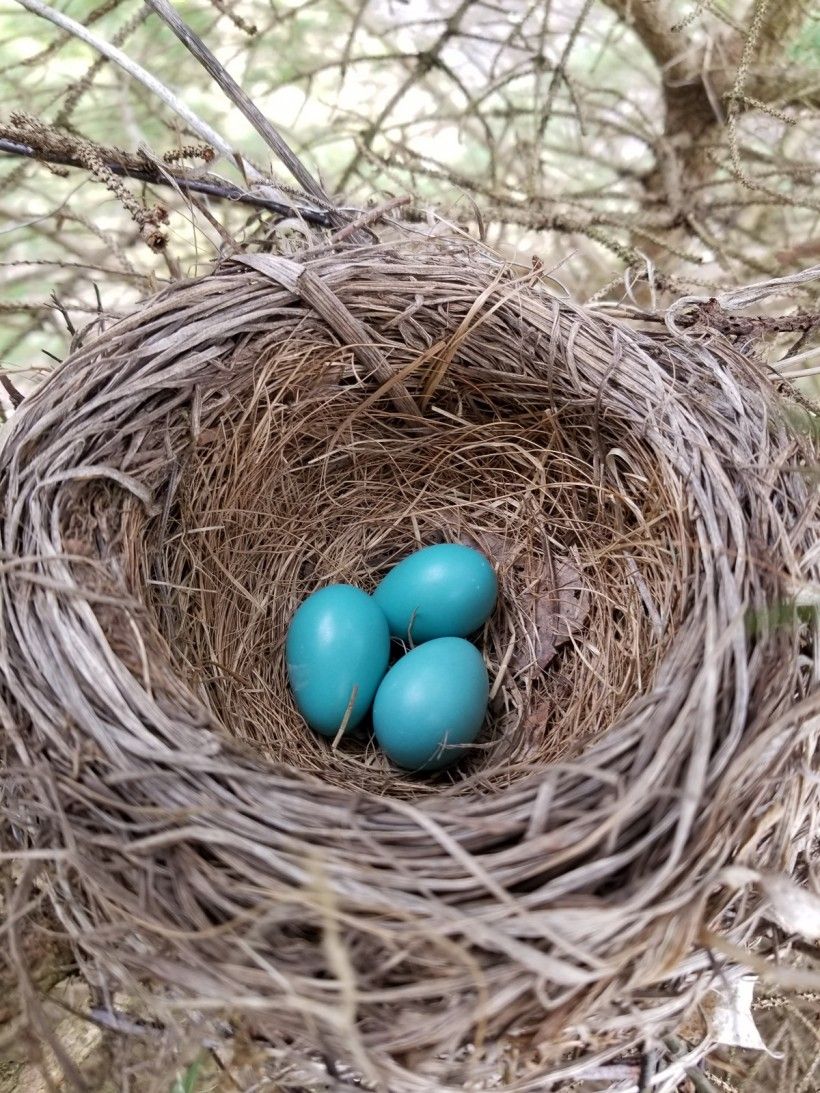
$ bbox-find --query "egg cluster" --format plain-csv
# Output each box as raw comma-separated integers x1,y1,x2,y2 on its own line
285,544,497,772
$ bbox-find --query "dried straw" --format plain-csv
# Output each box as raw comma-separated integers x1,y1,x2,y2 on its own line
0,233,818,1091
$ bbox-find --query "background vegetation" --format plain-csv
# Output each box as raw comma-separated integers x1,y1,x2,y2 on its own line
1,0,820,396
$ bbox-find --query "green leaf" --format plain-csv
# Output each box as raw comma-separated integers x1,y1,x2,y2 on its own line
170,1055,204,1093
745,599,814,638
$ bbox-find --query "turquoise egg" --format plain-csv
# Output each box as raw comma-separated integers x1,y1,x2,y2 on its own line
373,637,489,771
286,584,390,737
373,543,497,644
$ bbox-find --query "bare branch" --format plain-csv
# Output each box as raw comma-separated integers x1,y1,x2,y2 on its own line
0,137,333,225
600,0,689,72
337,0,475,190
144,0,339,216
756,0,813,64
12,0,236,161
0,372,24,408
12,0,339,225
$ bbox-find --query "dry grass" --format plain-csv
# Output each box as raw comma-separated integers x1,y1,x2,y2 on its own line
0,230,818,1091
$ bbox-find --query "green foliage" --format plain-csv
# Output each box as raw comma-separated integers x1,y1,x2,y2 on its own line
790,15,820,61
170,1054,204,1093
745,599,815,638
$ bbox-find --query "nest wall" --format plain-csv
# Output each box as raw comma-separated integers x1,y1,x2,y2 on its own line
1,238,818,1091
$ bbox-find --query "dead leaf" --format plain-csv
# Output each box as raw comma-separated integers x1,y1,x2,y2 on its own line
702,976,769,1051
459,529,517,569
515,556,589,671
723,867,820,941
458,532,589,673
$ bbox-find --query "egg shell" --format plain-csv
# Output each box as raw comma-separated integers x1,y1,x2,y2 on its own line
373,543,497,644
373,637,489,771
286,584,390,737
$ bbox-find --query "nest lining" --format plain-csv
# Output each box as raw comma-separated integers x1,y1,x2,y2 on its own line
1,237,818,1091
148,344,677,796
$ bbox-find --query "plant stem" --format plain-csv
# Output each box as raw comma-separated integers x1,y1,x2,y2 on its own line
0,138,333,226
13,0,235,162
145,0,338,216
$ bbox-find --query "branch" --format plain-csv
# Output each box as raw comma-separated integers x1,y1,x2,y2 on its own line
144,0,340,217
13,0,236,161
600,0,688,73
604,0,820,118
674,299,820,336
0,373,24,409
11,0,332,224
0,137,334,225
755,0,813,65
336,0,475,191
600,0,723,173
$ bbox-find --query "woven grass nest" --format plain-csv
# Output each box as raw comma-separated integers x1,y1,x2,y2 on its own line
2,234,819,1091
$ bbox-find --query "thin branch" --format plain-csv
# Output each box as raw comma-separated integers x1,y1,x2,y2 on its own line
756,0,814,65
329,194,411,242
537,0,596,139
144,0,339,217
600,0,688,73
337,0,475,191
300,194,412,257
10,0,335,223
675,299,820,336
12,0,236,161
0,138,334,225
0,373,24,408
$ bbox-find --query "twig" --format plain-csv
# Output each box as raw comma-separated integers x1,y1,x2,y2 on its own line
6,863,90,1091
326,194,411,243
0,138,333,225
0,373,24,408
301,195,413,256
11,0,334,226
663,1036,721,1093
638,1044,658,1092
50,293,75,335
676,299,820,336
537,0,595,140
12,0,234,161
337,0,475,192
144,0,339,219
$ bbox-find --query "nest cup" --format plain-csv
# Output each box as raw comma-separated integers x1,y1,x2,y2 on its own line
1,236,818,1090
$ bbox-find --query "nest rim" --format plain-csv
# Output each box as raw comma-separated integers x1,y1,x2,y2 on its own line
1,234,819,1091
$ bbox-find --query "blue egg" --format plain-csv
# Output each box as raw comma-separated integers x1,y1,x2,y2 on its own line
286,585,390,737
373,637,489,771
373,543,497,644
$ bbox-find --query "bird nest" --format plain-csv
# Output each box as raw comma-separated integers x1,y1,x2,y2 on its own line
1,235,818,1091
